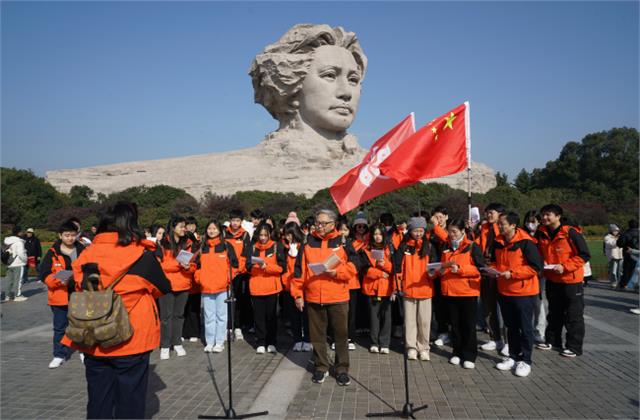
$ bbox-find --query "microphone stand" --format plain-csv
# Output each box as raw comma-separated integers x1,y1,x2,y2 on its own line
199,256,268,419
367,271,428,419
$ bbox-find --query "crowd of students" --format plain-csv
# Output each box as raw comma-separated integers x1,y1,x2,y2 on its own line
35,200,601,416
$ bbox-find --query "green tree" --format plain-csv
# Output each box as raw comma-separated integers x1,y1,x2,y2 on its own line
514,169,533,193
1,167,65,228
68,185,95,207
495,171,509,187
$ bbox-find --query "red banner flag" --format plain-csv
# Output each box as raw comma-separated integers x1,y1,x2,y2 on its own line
330,114,416,214
378,102,470,184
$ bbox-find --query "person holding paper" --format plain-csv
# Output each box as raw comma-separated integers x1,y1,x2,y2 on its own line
434,218,484,369
360,223,395,354
157,216,197,360
337,217,362,351
282,221,311,352
490,212,543,378
430,205,453,349
290,209,359,387
535,204,590,358
394,217,438,362
246,223,286,354
39,220,86,369
474,202,507,354
195,220,239,353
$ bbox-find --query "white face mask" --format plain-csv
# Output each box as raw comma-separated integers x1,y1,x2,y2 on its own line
451,234,465,250
526,222,539,232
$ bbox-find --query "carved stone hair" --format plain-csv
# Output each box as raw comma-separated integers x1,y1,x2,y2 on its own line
249,23,368,123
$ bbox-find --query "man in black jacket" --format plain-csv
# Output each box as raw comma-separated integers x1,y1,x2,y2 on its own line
23,228,41,284
617,219,639,290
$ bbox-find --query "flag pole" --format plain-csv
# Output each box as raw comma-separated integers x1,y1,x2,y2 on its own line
465,101,471,218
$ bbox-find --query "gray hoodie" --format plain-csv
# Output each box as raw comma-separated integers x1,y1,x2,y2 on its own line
4,236,27,268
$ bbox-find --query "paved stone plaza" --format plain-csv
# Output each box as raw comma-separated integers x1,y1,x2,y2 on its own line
1,279,638,419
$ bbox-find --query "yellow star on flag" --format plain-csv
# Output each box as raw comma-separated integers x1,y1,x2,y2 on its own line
443,112,456,130
431,126,437,134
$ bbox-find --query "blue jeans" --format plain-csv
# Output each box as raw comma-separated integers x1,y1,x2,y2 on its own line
626,259,639,290
51,305,70,359
202,292,228,346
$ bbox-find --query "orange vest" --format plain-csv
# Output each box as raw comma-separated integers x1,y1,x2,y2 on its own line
475,222,500,256
440,238,482,297
195,238,233,295
281,242,300,292
290,230,358,304
347,236,365,290
225,227,249,277
248,240,284,296
492,229,541,296
399,239,433,299
536,225,585,284
61,233,169,357
42,245,78,306
159,238,196,292
361,246,395,297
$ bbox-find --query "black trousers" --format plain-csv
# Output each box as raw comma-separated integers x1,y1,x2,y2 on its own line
252,294,278,347
620,255,636,288
446,296,478,362
283,292,309,342
368,296,392,347
348,289,358,340
182,293,202,339
433,277,450,335
85,352,151,419
158,291,189,348
499,294,536,364
481,275,503,342
545,281,585,354
232,273,253,330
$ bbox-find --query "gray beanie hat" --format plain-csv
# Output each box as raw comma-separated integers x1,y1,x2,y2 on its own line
353,211,368,226
609,224,620,233
407,217,427,231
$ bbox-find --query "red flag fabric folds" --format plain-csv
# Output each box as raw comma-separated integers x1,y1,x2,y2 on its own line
330,114,416,214
378,102,469,185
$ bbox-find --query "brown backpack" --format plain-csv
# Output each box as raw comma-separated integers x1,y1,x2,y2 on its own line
66,264,136,349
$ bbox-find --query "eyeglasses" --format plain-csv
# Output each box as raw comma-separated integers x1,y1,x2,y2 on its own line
355,224,368,230
316,220,335,227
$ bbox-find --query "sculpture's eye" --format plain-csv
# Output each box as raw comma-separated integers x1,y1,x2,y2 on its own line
348,75,361,86
321,71,337,81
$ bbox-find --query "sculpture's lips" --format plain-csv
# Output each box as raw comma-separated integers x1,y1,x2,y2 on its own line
331,105,353,115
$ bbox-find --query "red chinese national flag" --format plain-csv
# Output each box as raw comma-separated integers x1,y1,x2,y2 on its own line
378,102,470,184
330,114,417,214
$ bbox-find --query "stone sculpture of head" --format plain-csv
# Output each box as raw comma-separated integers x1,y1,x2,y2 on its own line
250,24,367,143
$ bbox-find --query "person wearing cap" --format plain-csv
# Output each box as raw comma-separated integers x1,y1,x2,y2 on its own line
24,228,42,285
394,216,437,361
604,224,623,288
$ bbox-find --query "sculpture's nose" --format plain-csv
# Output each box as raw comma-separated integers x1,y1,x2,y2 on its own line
336,76,352,102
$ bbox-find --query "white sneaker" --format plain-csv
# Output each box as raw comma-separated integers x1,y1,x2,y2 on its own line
160,348,170,360
480,340,497,351
348,341,356,351
189,337,199,342
514,361,531,377
212,344,224,353
48,357,65,369
407,349,418,360
419,351,430,361
434,333,450,347
234,328,244,340
293,342,303,352
174,345,187,357
380,347,389,354
79,353,85,364
267,345,277,354
204,345,214,353
462,361,475,369
449,356,461,365
302,342,313,352
500,343,510,357
331,342,336,350
630,308,640,315
496,357,515,371
256,346,266,354
370,345,379,353
13,295,27,302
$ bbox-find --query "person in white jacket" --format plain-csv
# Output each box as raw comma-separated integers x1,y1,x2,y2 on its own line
604,224,623,288
3,226,28,302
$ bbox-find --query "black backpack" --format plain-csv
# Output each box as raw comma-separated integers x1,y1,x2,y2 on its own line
1,244,12,265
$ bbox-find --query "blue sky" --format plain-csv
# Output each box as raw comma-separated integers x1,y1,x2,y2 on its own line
2,1,638,182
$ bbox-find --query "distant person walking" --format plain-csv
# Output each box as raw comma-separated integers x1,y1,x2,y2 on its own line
617,220,639,290
604,224,623,288
2,226,28,302
23,228,41,284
